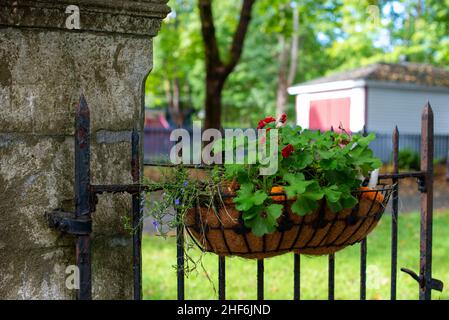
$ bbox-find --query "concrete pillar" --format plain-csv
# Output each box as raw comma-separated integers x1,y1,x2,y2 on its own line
0,0,169,299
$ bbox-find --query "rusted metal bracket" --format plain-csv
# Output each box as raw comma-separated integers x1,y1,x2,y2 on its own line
417,176,427,193
401,268,443,292
88,184,148,212
46,209,92,235
90,184,146,195
378,171,428,193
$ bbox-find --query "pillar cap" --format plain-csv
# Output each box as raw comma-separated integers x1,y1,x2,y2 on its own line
0,0,171,36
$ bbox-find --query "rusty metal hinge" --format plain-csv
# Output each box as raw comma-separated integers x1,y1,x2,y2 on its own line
46,209,92,235
401,268,444,292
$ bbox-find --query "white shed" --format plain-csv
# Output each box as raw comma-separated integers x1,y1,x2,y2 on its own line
288,62,449,134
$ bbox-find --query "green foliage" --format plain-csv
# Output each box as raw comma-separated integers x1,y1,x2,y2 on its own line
143,115,381,240
397,148,420,171
146,0,449,126
142,167,202,237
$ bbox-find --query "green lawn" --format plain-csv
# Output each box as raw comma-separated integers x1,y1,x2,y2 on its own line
143,211,449,300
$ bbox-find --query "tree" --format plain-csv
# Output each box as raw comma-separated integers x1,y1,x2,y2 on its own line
198,0,257,130
146,0,449,130
275,1,299,115
145,0,203,128
382,0,449,65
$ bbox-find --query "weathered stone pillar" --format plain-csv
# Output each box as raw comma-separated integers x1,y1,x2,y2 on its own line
0,0,169,299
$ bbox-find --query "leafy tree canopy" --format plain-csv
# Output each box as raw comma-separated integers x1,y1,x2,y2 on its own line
145,0,449,128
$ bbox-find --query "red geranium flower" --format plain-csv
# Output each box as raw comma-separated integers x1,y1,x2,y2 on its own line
257,116,276,129
281,144,294,158
264,116,276,123
279,113,287,123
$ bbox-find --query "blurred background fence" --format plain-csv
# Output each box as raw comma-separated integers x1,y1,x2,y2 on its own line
369,133,449,163
144,128,449,164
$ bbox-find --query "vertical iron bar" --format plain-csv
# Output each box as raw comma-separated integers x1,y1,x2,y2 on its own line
391,126,399,300
218,256,226,300
360,125,367,301
177,213,185,300
257,259,264,300
75,94,92,300
328,254,335,300
360,238,367,300
176,132,185,301
420,103,434,300
293,253,300,300
131,128,142,300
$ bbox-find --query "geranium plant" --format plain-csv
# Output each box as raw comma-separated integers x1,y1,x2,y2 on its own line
144,114,382,239
216,114,382,236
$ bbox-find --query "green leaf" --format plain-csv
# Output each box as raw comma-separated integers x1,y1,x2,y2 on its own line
242,204,282,237
292,152,314,169
316,149,336,160
234,183,268,211
291,196,319,216
357,133,376,147
323,186,342,203
242,205,264,221
283,173,315,198
266,203,283,220
253,190,268,205
320,158,338,170
302,182,325,201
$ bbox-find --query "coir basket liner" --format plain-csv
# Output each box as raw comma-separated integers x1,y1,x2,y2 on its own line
185,185,393,259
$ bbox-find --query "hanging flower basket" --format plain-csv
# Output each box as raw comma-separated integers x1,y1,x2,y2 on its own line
184,185,392,259
146,113,391,261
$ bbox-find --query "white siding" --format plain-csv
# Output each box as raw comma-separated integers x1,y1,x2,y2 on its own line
367,87,449,134
295,87,366,132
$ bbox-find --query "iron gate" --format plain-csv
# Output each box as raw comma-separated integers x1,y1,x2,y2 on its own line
47,96,443,300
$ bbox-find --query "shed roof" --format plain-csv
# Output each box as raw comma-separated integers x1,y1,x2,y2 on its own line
295,62,449,89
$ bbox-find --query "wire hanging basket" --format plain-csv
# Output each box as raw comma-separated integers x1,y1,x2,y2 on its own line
184,184,393,259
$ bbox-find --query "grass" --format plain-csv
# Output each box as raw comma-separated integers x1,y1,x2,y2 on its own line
142,211,449,300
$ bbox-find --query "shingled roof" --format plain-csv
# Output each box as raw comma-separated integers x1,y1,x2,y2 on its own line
298,62,449,88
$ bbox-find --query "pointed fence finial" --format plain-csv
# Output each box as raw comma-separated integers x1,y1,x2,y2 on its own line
422,101,433,119
392,126,399,173
76,94,90,120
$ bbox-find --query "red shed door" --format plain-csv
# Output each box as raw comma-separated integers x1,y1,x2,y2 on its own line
309,97,351,132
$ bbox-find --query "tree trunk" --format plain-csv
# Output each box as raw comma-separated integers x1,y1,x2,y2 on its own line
199,0,256,130
166,77,185,127
204,76,224,130
275,2,300,116
276,36,290,115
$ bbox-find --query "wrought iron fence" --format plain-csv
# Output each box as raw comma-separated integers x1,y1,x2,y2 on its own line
369,132,449,163
47,96,443,300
